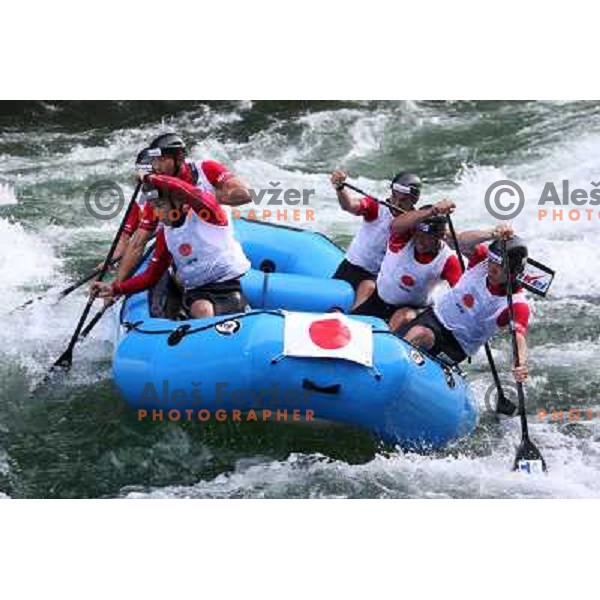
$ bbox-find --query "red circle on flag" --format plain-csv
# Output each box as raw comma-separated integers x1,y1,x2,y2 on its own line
308,318,352,350
179,243,192,257
401,274,415,287
462,293,475,308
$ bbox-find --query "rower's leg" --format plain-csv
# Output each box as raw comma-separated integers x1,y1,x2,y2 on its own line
351,279,376,311
389,307,418,333
404,325,435,351
189,299,215,319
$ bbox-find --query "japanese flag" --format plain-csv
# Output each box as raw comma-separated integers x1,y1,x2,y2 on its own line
283,311,373,367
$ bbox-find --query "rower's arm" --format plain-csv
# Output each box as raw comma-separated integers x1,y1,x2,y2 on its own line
216,175,251,206
335,186,363,215
95,232,130,271
391,206,435,235
115,228,153,282
451,224,514,255
113,230,171,296
515,331,528,367
330,171,363,215
449,228,495,254
113,233,131,262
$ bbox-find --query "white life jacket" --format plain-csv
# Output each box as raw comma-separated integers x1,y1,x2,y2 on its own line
377,239,455,306
189,162,216,194
163,210,250,289
345,205,393,274
434,260,528,356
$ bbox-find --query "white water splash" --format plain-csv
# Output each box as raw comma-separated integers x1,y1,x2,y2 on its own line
0,182,18,205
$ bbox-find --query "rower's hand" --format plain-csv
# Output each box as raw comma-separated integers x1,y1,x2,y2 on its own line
431,198,456,216
330,171,347,191
94,260,117,272
491,224,514,240
512,364,529,383
90,281,115,299
135,171,149,183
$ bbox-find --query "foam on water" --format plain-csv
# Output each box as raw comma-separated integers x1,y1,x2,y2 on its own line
0,217,60,298
0,182,17,205
0,213,115,383
122,431,600,499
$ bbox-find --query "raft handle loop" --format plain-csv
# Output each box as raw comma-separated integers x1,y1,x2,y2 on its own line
123,321,143,332
302,378,341,395
168,324,192,346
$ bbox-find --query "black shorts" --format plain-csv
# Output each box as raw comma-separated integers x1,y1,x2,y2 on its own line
332,259,376,291
406,307,467,364
183,277,248,316
351,290,396,320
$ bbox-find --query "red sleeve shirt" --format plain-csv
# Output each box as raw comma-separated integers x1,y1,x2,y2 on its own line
186,190,228,226
112,228,171,297
388,230,414,253
497,303,530,335
200,160,234,186
468,243,489,268
123,202,141,236
441,255,462,287
357,196,380,222
139,201,159,232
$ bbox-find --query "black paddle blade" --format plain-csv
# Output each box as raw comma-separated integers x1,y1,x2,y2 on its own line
51,348,73,371
496,392,517,417
513,436,547,474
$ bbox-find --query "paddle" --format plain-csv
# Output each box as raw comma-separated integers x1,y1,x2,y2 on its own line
78,304,112,340
50,181,142,371
502,239,547,473
445,216,517,416
341,182,407,214
77,241,156,341
9,257,120,314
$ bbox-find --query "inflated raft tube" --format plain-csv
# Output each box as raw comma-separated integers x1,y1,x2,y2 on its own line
233,218,344,277
114,308,477,450
241,270,354,312
234,219,354,312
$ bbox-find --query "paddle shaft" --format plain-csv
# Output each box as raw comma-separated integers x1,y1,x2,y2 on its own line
53,182,141,368
58,257,120,299
10,257,120,314
78,241,156,341
341,182,407,214
503,241,530,439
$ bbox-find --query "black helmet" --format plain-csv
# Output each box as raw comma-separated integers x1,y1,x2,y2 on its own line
415,205,447,237
488,236,528,275
135,147,154,173
147,133,187,158
391,172,422,201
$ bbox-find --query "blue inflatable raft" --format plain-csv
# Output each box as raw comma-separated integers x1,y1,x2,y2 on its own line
112,218,477,450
